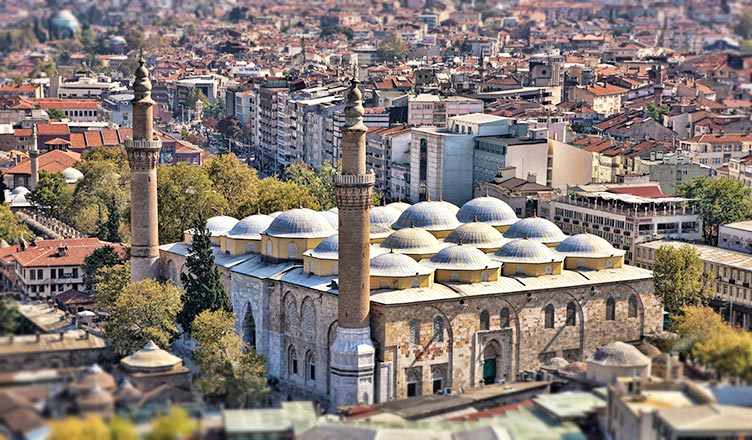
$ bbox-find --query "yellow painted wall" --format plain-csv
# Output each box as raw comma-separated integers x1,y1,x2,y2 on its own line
434,267,500,283
501,261,563,277
563,256,624,271
222,237,262,256
370,273,433,290
261,236,327,260
303,256,339,277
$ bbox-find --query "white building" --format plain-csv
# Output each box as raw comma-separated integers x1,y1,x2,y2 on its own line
718,221,752,254
407,94,483,128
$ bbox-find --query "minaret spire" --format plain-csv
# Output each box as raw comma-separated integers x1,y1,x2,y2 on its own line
125,55,162,283
330,76,376,408
29,124,39,190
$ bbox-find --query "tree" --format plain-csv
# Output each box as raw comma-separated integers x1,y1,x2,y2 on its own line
46,108,67,120
217,116,242,141
239,177,319,215
109,416,138,440
27,170,70,218
677,177,752,245
107,279,182,354
653,244,712,315
157,163,228,244
0,203,33,243
125,29,145,51
186,88,209,110
645,102,669,123
0,292,19,336
68,157,129,239
92,263,130,311
674,305,726,354
734,8,752,39
202,154,259,216
178,222,232,335
377,32,408,62
285,162,337,210
81,245,124,289
48,416,110,440
147,406,197,440
192,309,268,407
694,326,752,382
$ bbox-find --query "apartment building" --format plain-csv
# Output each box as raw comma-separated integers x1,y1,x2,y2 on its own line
407,94,483,128
680,133,752,168
365,125,411,198
326,107,390,165
545,183,701,263
728,154,752,188
50,74,126,99
717,221,752,254
570,83,629,117
633,152,714,195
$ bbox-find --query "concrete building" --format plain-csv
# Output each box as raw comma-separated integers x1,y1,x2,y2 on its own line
545,183,702,263
174,76,218,120
102,93,134,128
50,74,126,99
570,83,629,117
680,133,752,169
633,152,714,195
407,94,483,128
718,221,752,254
366,125,411,198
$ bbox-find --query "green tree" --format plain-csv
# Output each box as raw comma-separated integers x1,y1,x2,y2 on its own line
68,157,129,239
109,415,138,440
734,8,752,39
653,244,713,315
694,326,752,382
187,88,209,109
202,154,259,217
125,29,146,51
677,177,752,245
178,222,232,335
80,27,97,52
285,162,337,210
0,292,19,336
157,163,228,244
377,32,408,62
147,406,197,440
107,279,182,354
0,203,33,243
217,115,242,141
81,245,124,289
48,416,110,440
27,170,71,217
192,309,268,407
645,102,669,122
240,177,319,215
46,108,67,120
92,263,130,311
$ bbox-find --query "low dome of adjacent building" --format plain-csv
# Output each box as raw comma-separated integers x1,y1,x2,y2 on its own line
556,234,625,258
226,214,274,239
206,215,240,235
456,196,518,229
120,340,183,373
423,244,500,271
327,207,338,213
387,201,411,212
10,186,30,196
588,342,650,368
269,211,283,218
321,211,339,230
370,252,434,278
392,201,461,234
445,222,509,252
438,200,460,214
114,379,142,409
61,167,84,184
71,364,116,395
370,206,402,232
503,216,567,245
493,239,564,264
304,234,339,260
263,208,336,238
380,227,448,258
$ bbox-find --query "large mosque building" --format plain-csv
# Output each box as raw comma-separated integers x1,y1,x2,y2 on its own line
127,62,663,409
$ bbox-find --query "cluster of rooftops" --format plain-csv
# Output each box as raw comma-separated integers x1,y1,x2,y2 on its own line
183,196,630,290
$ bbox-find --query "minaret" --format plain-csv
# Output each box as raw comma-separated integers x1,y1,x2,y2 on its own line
29,125,39,190
125,56,162,283
330,77,376,408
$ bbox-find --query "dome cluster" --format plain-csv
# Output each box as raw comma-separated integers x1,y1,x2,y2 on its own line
190,195,626,289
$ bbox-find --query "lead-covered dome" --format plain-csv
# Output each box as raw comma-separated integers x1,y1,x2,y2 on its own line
62,167,84,184
457,196,518,227
392,201,461,231
503,216,567,244
555,234,625,258
423,244,500,271
370,252,434,277
206,215,239,235
380,227,447,255
588,342,650,367
387,201,411,212
492,239,564,264
370,206,401,234
445,222,509,251
321,211,339,230
10,186,29,196
263,208,336,238
227,214,274,239
304,234,339,260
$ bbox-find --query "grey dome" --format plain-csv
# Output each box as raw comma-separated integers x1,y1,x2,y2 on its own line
327,207,339,213
445,222,509,249
555,234,625,258
457,196,518,226
370,206,401,234
543,357,570,371
438,200,460,214
587,342,650,367
370,252,434,277
492,239,564,264
269,211,283,218
387,201,411,212
227,214,274,239
61,167,84,184
264,208,336,238
380,227,448,255
10,186,30,195
392,201,461,231
304,234,339,259
503,217,567,244
321,211,339,230
422,244,500,271
50,10,80,31
206,216,239,235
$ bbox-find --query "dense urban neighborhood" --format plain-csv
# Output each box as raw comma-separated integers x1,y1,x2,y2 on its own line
2,0,752,438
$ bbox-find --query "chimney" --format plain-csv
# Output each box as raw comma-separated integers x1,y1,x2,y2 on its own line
527,172,537,183
57,245,67,257
59,331,64,341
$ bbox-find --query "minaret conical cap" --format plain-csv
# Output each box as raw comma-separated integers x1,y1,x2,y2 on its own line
132,55,154,104
344,77,365,129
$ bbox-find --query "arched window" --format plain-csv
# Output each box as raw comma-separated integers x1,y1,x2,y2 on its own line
628,295,639,318
301,298,315,339
544,304,555,329
432,316,444,342
606,297,616,321
449,273,459,281
287,242,298,259
566,301,577,326
545,265,553,274
380,279,391,289
286,298,298,331
606,259,614,268
481,272,489,282
306,351,315,382
577,260,586,269
516,266,525,275
246,243,255,253
411,278,420,288
288,346,298,376
479,310,490,330
266,240,273,256
409,319,420,345
500,307,510,328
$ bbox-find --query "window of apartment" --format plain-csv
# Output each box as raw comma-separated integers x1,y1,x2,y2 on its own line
72,268,78,278
30,269,35,280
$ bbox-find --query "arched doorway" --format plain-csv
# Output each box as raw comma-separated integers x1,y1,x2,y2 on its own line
243,305,256,348
482,341,501,385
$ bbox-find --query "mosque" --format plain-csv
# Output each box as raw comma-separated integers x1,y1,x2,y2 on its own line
125,59,663,409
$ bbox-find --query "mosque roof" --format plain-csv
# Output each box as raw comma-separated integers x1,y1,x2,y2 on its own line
555,234,625,258
320,211,339,230
587,342,650,367
503,217,567,243
380,227,448,254
445,222,509,249
370,252,434,277
61,167,84,184
392,201,462,231
422,244,500,271
303,234,339,259
205,216,239,235
492,239,564,264
387,202,411,212
120,340,182,372
263,208,336,238
227,214,274,239
457,196,518,226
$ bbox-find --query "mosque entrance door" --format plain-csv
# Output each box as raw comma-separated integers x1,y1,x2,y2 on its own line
483,359,496,385
243,306,256,348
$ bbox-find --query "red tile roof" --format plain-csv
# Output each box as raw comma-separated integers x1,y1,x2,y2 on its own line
608,185,668,198
2,150,80,176
12,238,113,267
36,124,70,136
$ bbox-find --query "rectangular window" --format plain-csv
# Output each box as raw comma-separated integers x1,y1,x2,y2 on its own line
433,378,443,394
30,270,35,280
72,268,78,278
407,381,418,397
292,358,298,375
51,270,56,279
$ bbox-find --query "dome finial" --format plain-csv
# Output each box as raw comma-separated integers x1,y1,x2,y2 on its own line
532,211,537,218
485,187,489,197
132,52,154,105
344,74,365,129
426,192,431,202
523,233,529,239
473,214,478,222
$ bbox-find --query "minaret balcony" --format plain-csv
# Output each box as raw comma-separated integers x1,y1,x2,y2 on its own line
334,173,375,186
124,138,162,151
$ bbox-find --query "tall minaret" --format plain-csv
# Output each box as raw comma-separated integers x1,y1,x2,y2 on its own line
125,56,162,283
330,77,376,408
29,125,39,190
